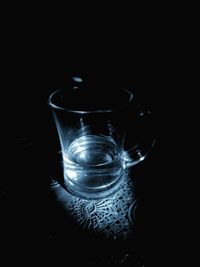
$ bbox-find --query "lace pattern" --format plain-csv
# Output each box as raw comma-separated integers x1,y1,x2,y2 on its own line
49,174,138,240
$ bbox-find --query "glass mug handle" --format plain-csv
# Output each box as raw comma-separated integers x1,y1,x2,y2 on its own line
123,105,156,168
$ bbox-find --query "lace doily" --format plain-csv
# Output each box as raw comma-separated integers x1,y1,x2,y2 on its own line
49,173,138,240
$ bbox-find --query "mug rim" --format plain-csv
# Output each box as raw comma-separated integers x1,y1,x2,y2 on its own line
48,88,134,114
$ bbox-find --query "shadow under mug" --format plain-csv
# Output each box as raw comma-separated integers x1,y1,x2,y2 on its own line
48,87,155,199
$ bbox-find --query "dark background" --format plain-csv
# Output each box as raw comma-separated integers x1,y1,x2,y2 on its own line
2,17,189,265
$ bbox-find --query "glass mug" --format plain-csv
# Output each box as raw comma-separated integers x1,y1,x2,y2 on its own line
49,85,155,199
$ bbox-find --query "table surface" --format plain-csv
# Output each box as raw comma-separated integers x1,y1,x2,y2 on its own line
1,136,188,266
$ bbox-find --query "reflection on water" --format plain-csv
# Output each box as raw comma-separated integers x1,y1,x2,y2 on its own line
63,135,125,197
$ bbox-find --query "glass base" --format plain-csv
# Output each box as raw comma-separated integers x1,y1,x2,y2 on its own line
64,173,124,199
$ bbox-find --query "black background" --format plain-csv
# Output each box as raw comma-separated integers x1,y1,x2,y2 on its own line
2,15,189,265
